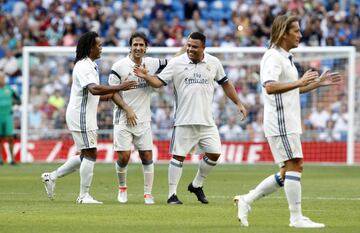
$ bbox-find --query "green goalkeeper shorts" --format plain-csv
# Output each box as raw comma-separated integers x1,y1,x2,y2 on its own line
0,114,14,137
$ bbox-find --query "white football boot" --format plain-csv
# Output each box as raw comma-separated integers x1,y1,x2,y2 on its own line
41,172,56,200
144,194,155,205
117,187,128,203
76,193,103,204
290,216,325,228
234,195,251,227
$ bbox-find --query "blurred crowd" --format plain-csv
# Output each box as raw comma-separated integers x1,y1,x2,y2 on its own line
0,0,356,141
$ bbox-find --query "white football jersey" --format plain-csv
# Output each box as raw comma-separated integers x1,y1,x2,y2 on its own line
157,53,228,126
66,57,100,131
109,55,167,124
260,47,302,137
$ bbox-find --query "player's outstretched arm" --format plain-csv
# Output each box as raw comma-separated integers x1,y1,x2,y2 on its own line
221,81,247,121
317,70,342,86
299,70,342,93
266,70,318,94
112,92,137,126
87,81,137,95
133,64,164,88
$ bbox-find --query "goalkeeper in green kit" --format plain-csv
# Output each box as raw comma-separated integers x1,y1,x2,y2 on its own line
0,71,21,165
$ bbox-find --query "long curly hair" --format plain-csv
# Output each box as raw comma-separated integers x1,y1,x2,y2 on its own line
74,31,99,64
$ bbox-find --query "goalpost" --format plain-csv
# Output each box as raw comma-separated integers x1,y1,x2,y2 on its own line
21,46,357,164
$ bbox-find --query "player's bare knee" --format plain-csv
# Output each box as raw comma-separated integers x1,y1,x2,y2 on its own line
172,155,185,162
205,153,220,162
284,158,303,173
139,150,152,161
81,148,97,161
117,151,131,164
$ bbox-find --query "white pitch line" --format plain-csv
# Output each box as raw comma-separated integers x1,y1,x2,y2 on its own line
204,195,360,201
0,193,359,201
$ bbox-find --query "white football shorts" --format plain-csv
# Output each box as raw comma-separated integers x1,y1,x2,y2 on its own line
170,125,221,156
113,122,153,151
71,130,97,151
267,133,303,166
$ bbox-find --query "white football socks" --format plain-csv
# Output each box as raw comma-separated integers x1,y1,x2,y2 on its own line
115,161,127,188
50,156,82,180
284,171,302,221
142,161,154,195
192,156,217,188
79,158,95,198
243,172,283,204
168,158,183,198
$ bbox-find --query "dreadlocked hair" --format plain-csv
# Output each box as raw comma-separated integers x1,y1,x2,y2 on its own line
74,31,99,64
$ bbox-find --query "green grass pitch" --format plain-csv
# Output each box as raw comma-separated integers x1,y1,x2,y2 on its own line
0,163,359,233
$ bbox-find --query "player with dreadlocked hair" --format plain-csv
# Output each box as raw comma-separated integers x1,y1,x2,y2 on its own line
41,31,137,204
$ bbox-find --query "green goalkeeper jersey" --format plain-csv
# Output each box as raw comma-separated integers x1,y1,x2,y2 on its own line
0,85,20,116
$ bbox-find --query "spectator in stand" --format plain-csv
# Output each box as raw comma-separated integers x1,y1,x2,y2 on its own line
62,23,77,46
231,0,250,14
332,103,348,141
53,108,67,131
29,104,45,130
309,102,330,131
219,116,244,141
45,18,63,46
21,29,36,46
302,16,323,46
218,19,232,40
318,120,336,142
328,2,346,23
114,9,137,42
220,34,236,47
204,18,218,44
184,0,200,20
149,9,169,39
249,111,265,142
156,106,173,140
132,2,145,24
166,30,185,47
103,26,118,46
29,86,43,107
48,90,65,109
35,32,50,46
168,16,185,40
185,10,205,33
57,65,71,88
152,31,167,47
232,12,252,46
213,96,230,127
346,4,360,48
150,0,171,20
0,49,19,78
40,95,57,119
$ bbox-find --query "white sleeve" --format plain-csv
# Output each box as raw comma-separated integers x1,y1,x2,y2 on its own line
214,58,227,84
157,58,175,84
108,68,121,86
78,65,98,88
149,57,167,74
261,54,282,86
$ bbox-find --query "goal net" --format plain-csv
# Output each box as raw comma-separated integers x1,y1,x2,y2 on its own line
18,46,357,164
